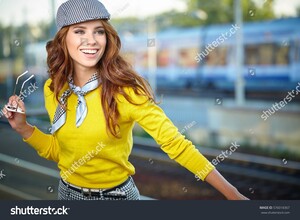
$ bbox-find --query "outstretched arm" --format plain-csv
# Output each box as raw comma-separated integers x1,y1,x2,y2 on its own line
3,95,60,162
120,89,249,200
205,169,249,200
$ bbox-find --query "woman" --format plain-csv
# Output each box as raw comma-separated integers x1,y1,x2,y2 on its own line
3,0,248,200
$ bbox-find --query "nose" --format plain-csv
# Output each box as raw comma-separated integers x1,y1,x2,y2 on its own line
81,33,96,46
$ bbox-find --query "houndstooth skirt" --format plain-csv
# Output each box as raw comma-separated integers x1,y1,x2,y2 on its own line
58,176,140,200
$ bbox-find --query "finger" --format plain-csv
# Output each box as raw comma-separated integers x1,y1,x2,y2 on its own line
2,106,13,119
8,95,17,103
16,97,26,113
8,95,19,107
7,95,25,113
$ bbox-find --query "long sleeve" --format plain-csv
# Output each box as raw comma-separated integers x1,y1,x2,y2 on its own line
119,88,215,181
23,79,60,162
23,127,60,162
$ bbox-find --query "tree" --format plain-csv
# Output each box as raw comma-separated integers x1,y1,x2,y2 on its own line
296,6,300,17
154,0,276,30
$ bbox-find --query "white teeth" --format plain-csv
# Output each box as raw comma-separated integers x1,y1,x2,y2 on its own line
81,49,98,54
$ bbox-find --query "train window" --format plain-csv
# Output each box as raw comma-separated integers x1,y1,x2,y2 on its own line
275,44,289,65
157,49,170,67
245,44,276,65
245,45,259,65
218,47,227,66
205,47,227,66
177,48,198,67
206,49,218,66
258,44,274,65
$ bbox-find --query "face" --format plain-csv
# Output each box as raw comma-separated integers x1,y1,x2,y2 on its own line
66,20,107,73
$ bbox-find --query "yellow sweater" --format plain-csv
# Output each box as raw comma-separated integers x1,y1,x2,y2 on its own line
24,79,214,188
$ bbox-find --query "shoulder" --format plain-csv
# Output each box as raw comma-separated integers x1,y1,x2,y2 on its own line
116,87,149,106
44,78,53,97
43,78,68,98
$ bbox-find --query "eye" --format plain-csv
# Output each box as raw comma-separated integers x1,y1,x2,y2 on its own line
74,30,84,34
95,30,105,35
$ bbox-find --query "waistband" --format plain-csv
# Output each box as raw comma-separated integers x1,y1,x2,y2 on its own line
61,177,131,198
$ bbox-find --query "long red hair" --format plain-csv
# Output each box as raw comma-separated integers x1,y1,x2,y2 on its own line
46,20,155,138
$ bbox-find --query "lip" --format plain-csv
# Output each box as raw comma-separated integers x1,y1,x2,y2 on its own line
80,48,100,59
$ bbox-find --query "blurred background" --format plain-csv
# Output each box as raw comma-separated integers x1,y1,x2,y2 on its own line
0,0,300,200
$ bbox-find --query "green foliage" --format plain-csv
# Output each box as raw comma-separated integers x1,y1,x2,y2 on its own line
153,0,276,30
103,0,278,33
297,6,300,16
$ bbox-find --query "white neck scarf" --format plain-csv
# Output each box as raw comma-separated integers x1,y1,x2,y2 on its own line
50,73,100,134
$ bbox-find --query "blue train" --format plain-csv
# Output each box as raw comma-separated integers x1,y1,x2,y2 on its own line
120,17,300,92
24,18,300,93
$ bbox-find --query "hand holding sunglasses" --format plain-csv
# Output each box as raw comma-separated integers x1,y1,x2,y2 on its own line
5,70,34,114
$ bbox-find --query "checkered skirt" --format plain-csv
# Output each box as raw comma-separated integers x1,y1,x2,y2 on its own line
58,177,140,200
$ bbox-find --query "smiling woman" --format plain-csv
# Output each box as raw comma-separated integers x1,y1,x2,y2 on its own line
2,0,248,201
66,21,107,82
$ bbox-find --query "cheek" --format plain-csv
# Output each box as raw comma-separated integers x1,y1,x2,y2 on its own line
66,33,81,52
67,39,79,53
66,36,73,54
66,39,82,61
98,36,107,55
101,36,107,47
66,44,76,61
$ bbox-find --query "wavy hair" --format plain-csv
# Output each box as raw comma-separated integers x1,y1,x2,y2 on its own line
46,20,155,138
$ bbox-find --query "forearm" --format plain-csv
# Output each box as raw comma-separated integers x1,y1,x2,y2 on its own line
15,122,35,139
205,169,248,200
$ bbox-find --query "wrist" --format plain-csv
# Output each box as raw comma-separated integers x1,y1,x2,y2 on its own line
225,186,248,200
15,122,34,139
224,186,238,199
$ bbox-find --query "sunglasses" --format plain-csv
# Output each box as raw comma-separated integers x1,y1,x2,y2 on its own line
5,70,34,114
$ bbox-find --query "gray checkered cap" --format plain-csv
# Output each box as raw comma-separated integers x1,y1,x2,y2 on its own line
56,0,110,30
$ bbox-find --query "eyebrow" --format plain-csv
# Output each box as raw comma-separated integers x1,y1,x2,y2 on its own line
72,25,104,29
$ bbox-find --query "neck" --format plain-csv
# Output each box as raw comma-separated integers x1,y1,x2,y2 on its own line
73,67,97,87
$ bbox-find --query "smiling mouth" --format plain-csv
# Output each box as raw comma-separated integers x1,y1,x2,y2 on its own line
80,49,99,55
